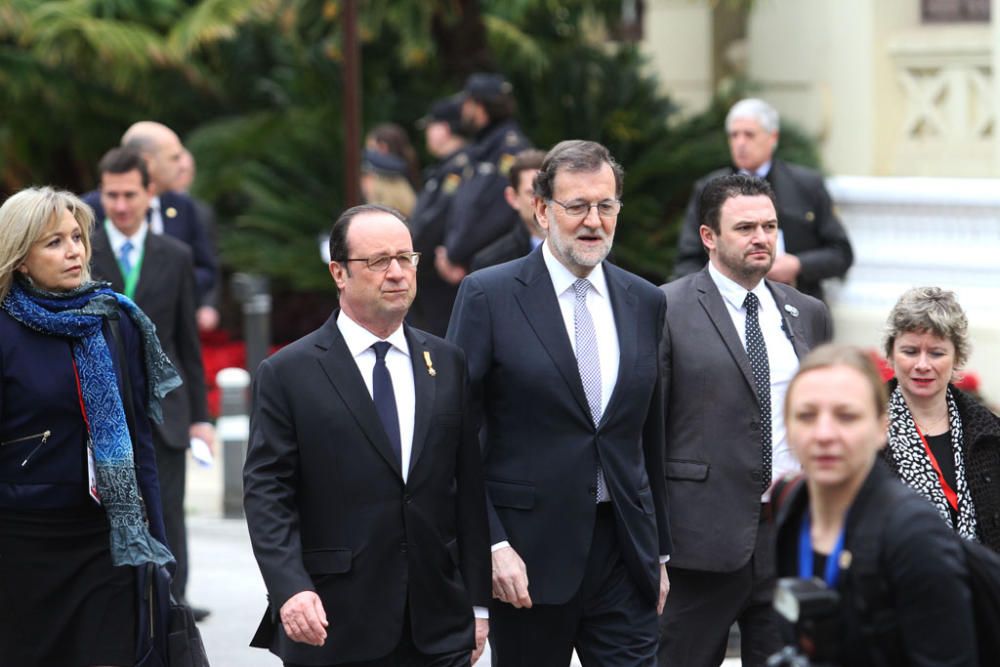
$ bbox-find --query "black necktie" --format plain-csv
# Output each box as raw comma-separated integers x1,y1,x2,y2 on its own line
371,342,402,466
744,292,772,493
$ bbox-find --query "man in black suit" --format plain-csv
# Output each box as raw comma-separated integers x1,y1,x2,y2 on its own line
448,140,671,666
469,148,546,272
671,98,852,302
83,122,218,306
88,147,214,609
657,174,833,667
243,205,491,666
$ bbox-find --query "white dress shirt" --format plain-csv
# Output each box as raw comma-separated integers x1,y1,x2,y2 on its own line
542,242,620,415
708,262,801,497
148,196,164,235
104,219,149,268
336,312,415,482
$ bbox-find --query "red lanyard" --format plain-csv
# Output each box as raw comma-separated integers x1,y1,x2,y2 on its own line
914,423,959,511
71,358,92,434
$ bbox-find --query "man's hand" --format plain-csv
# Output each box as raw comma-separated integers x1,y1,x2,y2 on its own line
767,253,801,285
657,563,670,615
491,546,532,608
280,590,328,646
471,618,489,664
189,422,216,455
435,246,468,285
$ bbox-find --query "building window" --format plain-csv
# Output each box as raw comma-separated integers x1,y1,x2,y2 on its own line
922,0,990,22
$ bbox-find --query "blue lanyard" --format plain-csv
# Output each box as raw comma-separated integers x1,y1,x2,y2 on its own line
798,513,846,588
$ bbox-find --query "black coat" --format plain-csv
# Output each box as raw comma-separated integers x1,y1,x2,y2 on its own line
447,247,671,605
243,314,490,664
883,379,1000,553
90,227,210,451
775,462,977,667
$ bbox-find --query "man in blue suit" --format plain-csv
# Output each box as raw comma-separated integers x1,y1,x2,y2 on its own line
447,140,671,666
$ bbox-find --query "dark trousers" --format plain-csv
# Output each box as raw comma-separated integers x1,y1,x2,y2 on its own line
155,444,188,601
284,610,470,667
657,513,780,667
491,503,658,667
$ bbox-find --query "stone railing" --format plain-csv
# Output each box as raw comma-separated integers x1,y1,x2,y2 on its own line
888,26,994,176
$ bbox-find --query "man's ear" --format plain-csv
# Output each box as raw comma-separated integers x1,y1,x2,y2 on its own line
699,225,716,253
534,196,550,232
503,186,518,211
329,261,347,289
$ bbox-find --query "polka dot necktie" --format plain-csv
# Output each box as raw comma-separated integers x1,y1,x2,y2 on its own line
371,342,402,467
573,279,609,503
744,292,772,494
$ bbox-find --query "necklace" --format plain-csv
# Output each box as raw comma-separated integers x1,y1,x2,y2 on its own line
915,411,949,435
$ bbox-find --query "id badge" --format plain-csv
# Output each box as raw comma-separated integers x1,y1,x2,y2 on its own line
87,439,102,505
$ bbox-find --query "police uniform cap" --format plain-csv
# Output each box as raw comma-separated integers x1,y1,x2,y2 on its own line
462,73,513,103
361,148,409,177
416,95,463,131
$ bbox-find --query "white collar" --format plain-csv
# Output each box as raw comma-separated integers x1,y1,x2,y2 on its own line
708,261,768,311
337,311,410,359
541,240,609,299
104,218,149,254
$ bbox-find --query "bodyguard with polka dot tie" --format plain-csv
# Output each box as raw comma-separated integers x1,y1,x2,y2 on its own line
658,174,833,667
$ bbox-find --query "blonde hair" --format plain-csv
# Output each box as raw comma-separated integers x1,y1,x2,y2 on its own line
786,343,889,418
365,175,416,218
0,187,95,301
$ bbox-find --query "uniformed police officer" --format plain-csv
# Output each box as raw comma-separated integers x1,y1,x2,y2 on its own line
435,73,532,282
407,95,473,336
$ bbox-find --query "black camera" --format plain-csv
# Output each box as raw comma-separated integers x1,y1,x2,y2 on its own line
767,577,841,667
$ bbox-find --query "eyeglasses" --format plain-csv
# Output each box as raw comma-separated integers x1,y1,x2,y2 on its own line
341,252,421,272
549,198,622,220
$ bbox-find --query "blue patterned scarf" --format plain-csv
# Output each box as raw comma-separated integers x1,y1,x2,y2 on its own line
2,278,179,567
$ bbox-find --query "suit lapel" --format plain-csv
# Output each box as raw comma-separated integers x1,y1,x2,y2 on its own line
90,226,126,292
315,314,403,479
405,325,434,478
132,234,164,304
512,249,592,421
767,281,810,359
695,269,758,400
601,266,637,426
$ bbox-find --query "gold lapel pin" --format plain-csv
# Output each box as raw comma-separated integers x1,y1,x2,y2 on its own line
166,206,178,218
423,351,436,377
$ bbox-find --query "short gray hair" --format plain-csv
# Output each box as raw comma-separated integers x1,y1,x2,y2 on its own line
0,187,95,301
883,287,970,368
533,140,624,202
726,98,780,135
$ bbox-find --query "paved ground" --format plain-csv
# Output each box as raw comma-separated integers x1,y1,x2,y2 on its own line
184,451,741,666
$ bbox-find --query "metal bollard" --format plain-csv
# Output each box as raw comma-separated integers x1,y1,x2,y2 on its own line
231,272,271,379
216,367,251,519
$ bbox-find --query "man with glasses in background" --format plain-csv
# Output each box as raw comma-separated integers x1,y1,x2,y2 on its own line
448,141,672,666
244,204,490,667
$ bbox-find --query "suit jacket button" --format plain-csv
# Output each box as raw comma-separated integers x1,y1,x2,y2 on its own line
588,486,597,497
750,421,760,432
401,541,408,553
403,494,412,504
750,470,762,483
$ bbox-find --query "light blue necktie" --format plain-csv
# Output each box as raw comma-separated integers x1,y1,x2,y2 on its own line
573,279,609,503
118,239,134,276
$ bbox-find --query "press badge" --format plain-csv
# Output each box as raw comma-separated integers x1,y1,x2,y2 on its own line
87,439,102,505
